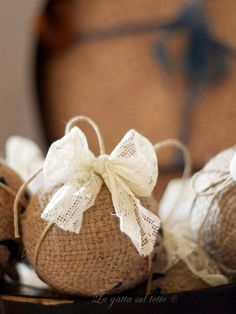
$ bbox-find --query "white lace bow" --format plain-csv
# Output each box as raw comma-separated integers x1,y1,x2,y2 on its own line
41,127,160,256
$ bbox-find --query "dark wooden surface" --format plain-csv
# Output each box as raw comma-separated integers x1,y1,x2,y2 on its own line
1,280,236,314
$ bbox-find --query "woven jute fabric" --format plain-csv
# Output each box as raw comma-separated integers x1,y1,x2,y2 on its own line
191,147,236,271
152,249,208,294
22,183,160,296
199,183,236,270
153,259,208,294
0,159,26,277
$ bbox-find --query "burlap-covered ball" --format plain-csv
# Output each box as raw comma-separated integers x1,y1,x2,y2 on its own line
190,146,236,272
22,183,160,296
0,159,28,278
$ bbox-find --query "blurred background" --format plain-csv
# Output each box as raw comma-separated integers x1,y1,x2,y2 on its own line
0,1,45,151
1,0,236,177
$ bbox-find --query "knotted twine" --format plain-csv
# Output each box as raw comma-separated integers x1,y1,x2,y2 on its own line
190,146,236,275
14,115,190,295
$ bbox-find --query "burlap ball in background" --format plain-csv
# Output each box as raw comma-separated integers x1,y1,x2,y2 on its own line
190,146,236,272
22,183,160,296
0,159,28,278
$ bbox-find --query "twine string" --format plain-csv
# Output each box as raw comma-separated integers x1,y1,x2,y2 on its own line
13,168,43,238
65,115,106,155
146,139,191,295
0,183,27,207
154,139,192,180
154,139,191,226
33,220,54,266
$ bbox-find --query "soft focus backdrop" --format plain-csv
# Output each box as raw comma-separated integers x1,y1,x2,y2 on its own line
0,1,45,153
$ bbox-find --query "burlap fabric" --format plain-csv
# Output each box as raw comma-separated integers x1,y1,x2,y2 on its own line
191,147,236,271
22,183,160,296
0,159,27,277
153,260,208,294
151,248,208,294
